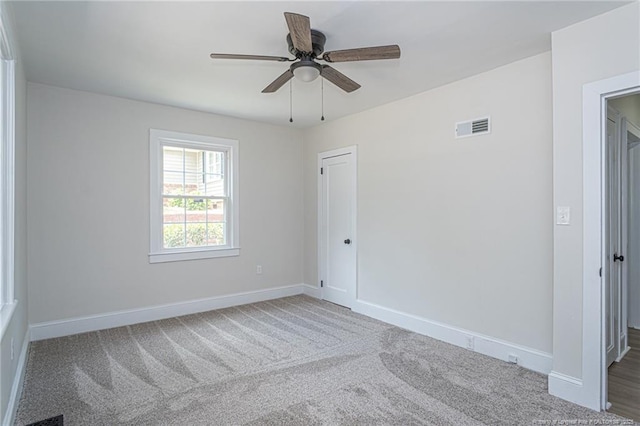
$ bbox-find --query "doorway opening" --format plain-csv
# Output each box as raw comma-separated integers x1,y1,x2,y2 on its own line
580,70,640,414
604,93,640,421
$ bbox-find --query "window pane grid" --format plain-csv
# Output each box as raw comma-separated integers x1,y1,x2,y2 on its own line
161,141,229,249
162,193,228,249
152,131,237,261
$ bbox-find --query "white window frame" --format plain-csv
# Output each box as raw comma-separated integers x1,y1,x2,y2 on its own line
0,7,16,339
149,129,239,263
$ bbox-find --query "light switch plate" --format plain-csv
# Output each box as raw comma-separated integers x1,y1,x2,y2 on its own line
557,206,571,225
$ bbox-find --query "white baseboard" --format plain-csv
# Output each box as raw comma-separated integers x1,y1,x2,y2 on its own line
302,284,321,299
352,299,553,375
548,371,591,408
30,284,305,341
2,328,29,426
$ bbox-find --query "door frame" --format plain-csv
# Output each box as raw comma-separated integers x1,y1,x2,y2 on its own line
317,145,358,306
582,70,640,411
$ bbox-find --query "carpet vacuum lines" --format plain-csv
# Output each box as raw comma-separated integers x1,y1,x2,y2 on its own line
15,296,634,425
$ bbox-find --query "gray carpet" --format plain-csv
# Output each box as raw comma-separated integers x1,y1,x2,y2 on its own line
15,296,632,425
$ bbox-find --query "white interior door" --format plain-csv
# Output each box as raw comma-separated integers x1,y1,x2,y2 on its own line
319,149,356,308
618,117,631,356
627,123,640,329
605,108,621,367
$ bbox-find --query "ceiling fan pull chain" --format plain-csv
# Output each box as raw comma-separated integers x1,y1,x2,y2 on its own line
321,78,325,121
289,80,293,123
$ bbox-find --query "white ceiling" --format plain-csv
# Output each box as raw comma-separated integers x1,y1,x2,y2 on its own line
10,1,627,128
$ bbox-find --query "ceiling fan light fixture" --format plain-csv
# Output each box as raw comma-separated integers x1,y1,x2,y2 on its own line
293,66,320,82
291,60,322,83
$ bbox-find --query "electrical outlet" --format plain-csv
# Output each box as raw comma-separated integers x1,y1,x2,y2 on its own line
256,265,263,275
508,354,518,364
10,337,14,361
465,336,474,351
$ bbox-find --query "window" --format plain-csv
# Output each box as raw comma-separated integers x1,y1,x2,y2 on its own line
149,129,239,263
0,14,16,338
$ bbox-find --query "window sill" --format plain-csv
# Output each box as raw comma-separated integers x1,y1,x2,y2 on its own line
149,247,240,264
0,299,18,341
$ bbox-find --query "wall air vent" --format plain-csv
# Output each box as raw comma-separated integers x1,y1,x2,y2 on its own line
455,117,491,138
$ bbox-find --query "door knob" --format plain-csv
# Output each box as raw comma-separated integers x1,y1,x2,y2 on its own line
613,253,625,262
344,239,351,245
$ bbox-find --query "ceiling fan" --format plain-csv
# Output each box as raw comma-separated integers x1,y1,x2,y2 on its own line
210,12,401,94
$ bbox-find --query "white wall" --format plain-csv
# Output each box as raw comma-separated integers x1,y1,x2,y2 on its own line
0,3,29,422
551,2,640,379
27,83,304,324
304,52,553,354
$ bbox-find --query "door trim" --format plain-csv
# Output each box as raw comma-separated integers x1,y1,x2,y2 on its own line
578,70,640,411
317,146,358,306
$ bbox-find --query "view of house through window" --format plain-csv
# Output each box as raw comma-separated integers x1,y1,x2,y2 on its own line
162,146,227,249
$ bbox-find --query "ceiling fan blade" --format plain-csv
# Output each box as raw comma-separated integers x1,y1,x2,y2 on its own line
262,69,294,93
322,45,401,63
210,53,291,62
321,65,361,93
284,12,313,53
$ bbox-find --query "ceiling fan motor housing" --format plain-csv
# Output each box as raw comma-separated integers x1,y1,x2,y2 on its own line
287,29,326,58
